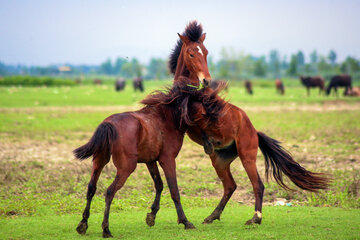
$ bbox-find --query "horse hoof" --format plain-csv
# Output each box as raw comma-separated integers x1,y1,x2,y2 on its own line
185,222,196,229
202,214,219,224
245,215,262,225
146,213,156,227
102,228,113,238
76,221,88,235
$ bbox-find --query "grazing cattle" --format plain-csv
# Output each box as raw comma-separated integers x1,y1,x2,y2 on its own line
210,79,228,91
93,78,102,85
115,78,126,91
133,77,144,92
244,80,253,95
299,76,325,96
326,75,352,96
275,79,285,95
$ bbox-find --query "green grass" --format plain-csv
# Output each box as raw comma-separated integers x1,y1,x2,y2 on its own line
1,82,359,108
0,83,359,239
1,206,359,239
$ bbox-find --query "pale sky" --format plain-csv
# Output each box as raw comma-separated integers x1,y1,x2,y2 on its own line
1,0,359,65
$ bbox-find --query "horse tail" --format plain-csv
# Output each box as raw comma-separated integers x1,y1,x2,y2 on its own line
73,122,117,160
257,132,329,192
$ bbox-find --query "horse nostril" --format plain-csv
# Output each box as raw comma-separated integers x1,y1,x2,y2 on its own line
203,79,209,86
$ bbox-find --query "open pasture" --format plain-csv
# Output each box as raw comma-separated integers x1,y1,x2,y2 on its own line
0,82,359,239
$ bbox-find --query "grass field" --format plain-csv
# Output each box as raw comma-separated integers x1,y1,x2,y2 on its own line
0,81,359,239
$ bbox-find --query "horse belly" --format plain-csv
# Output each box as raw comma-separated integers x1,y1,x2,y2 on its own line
137,123,163,163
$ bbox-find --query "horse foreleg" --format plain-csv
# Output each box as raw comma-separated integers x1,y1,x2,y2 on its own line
241,156,264,225
203,155,236,224
77,155,109,235
159,157,195,229
102,165,136,238
146,162,164,227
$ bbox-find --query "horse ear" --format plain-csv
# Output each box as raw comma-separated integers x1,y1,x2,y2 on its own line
178,33,190,45
199,33,206,43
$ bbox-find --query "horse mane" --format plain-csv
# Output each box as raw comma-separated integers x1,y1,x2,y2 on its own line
169,21,204,74
141,78,227,129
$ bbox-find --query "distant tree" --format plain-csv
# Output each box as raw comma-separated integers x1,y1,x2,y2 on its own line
310,50,318,73
147,58,168,79
318,56,332,73
208,56,216,77
287,54,298,76
114,57,126,75
340,57,360,74
253,57,267,77
120,62,133,78
328,50,337,66
131,58,142,77
100,58,113,75
269,50,280,78
280,55,289,71
296,51,305,74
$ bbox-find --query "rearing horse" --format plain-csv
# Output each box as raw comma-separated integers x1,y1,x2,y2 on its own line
171,21,329,225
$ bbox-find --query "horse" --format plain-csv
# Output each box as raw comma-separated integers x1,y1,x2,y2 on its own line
170,21,329,225
326,75,352,96
244,80,253,95
275,79,285,95
299,76,325,96
74,23,212,237
133,77,144,92
115,78,125,91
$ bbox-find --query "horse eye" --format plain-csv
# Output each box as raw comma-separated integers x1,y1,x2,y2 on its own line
189,54,194,58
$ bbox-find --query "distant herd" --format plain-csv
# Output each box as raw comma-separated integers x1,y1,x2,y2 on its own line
212,74,359,97
95,74,359,97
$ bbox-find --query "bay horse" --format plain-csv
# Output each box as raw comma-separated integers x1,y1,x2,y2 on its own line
74,34,211,237
133,77,144,92
115,78,125,91
244,80,253,95
326,74,352,96
170,21,329,225
275,79,285,95
300,76,325,96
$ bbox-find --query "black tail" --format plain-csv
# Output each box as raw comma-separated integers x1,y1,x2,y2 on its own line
73,122,117,160
257,132,329,192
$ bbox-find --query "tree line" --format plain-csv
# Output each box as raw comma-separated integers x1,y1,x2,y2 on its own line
1,49,359,80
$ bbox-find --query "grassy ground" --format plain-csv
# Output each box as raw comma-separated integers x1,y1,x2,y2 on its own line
0,83,359,239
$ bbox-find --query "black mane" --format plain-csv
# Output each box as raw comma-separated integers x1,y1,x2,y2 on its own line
169,21,203,74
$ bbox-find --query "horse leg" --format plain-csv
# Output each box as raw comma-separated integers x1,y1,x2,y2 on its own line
202,131,214,155
307,87,310,96
159,158,195,229
76,154,110,235
203,155,236,224
102,164,136,238
145,162,164,227
238,146,265,225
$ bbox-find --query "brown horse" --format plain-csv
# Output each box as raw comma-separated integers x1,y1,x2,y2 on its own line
275,79,285,95
170,21,329,225
115,78,125,91
244,80,253,95
133,77,144,92
300,76,325,96
326,74,352,96
74,28,211,237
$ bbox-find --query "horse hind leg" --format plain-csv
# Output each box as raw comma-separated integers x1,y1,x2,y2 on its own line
146,162,164,227
76,153,110,235
101,161,136,238
203,154,236,224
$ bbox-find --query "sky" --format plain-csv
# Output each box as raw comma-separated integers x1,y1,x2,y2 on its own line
1,0,359,66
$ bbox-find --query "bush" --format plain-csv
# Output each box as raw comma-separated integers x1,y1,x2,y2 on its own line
0,76,76,87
